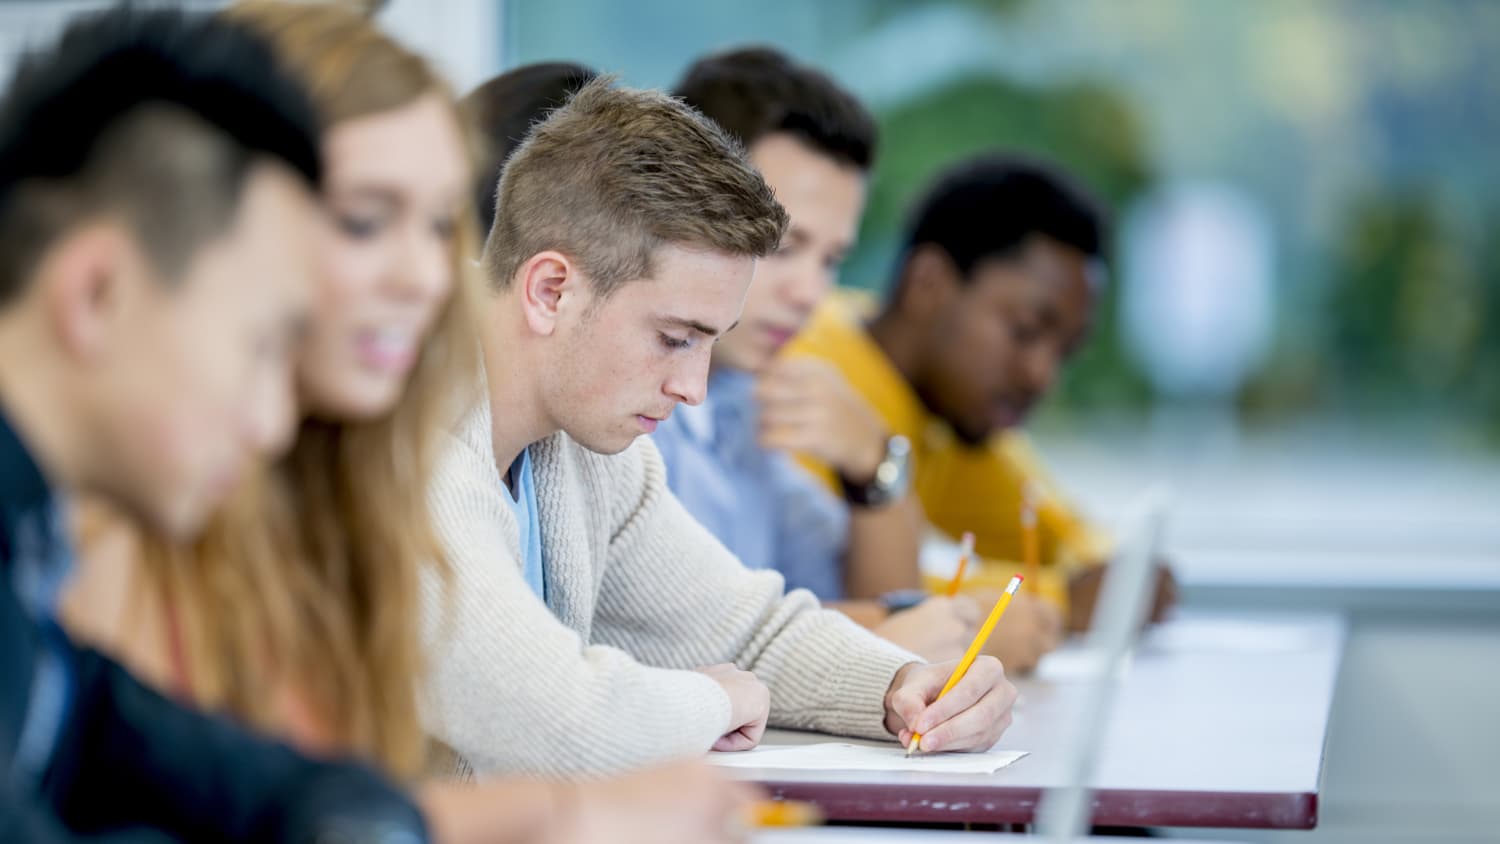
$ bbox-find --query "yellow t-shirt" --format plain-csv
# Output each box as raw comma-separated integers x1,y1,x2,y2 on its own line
784,290,1112,609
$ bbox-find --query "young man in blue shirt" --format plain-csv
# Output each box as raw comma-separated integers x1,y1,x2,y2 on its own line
657,47,1063,670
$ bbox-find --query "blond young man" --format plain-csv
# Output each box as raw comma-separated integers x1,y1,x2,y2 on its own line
422,79,1018,778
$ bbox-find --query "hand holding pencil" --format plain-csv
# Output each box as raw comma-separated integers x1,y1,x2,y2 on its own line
881,578,1022,755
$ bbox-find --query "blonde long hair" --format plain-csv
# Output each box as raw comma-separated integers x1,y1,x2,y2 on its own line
138,1,480,780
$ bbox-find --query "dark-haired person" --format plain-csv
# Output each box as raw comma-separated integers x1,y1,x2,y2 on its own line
786,154,1177,633
651,46,1063,670
461,61,597,235
0,7,427,842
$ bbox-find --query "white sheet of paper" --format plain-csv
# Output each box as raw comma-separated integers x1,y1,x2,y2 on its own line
707,742,1027,774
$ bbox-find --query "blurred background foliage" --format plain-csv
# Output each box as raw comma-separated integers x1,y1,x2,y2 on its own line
507,0,1500,444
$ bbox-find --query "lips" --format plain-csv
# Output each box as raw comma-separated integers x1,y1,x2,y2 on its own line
761,323,798,350
636,410,672,434
355,327,419,374
989,397,1035,430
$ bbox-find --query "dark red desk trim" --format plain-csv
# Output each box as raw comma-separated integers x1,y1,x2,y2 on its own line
758,780,1319,830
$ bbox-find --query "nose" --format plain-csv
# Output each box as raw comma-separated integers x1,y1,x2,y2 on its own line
781,257,832,313
663,346,712,407
392,220,453,306
1022,342,1062,395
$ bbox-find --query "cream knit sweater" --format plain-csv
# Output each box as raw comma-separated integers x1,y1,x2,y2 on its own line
420,398,919,779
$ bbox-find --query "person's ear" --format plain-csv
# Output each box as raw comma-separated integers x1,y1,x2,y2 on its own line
515,250,587,337
896,243,964,323
40,223,142,363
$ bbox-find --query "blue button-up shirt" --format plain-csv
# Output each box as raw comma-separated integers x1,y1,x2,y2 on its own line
502,448,545,602
653,369,848,600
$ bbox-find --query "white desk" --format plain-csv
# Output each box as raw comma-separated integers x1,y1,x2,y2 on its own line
725,612,1345,829
755,833,1248,843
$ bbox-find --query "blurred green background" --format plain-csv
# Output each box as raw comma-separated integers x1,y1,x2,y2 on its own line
505,0,1500,445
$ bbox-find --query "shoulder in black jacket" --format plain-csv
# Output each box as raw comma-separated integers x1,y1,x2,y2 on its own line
0,409,430,844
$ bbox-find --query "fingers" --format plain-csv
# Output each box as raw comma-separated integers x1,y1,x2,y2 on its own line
757,416,824,449
756,359,848,413
712,729,760,752
727,778,765,806
948,594,983,628
759,356,827,385
916,661,1018,752
754,361,823,404
911,656,1004,736
919,687,1014,753
715,685,767,749
702,665,769,742
757,416,837,465
889,667,943,733
742,704,769,747
705,774,762,844
757,404,833,445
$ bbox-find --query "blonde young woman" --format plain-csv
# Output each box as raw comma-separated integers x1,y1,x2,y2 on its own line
62,4,753,843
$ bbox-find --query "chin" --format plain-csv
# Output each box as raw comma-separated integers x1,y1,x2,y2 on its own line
953,424,996,448
155,499,209,543
325,384,402,422
570,427,638,456
743,353,776,375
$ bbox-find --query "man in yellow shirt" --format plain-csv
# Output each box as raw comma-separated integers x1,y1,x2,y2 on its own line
787,155,1175,630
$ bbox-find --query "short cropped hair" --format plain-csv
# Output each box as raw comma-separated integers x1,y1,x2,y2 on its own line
461,62,598,234
674,46,876,171
483,77,788,297
0,7,321,305
903,154,1107,281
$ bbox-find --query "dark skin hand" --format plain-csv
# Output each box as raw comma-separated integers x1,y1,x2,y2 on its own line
1066,561,1179,633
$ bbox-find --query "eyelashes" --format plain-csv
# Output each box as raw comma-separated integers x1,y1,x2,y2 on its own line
659,332,693,351
333,213,457,243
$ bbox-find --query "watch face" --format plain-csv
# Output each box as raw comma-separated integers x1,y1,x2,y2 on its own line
844,436,913,507
882,435,912,496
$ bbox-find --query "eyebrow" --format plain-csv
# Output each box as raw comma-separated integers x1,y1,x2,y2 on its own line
329,185,402,206
661,315,738,337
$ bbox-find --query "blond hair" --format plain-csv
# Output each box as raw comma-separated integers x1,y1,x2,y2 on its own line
136,0,480,780
482,77,788,296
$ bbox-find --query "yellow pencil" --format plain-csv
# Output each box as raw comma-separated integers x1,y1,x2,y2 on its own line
943,531,976,597
907,574,1025,756
1022,483,1040,587
745,799,824,827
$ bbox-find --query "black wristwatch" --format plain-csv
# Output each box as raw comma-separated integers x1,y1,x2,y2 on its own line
840,434,912,509
879,588,928,614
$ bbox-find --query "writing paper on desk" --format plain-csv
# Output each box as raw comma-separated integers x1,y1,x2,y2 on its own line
708,743,1027,774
